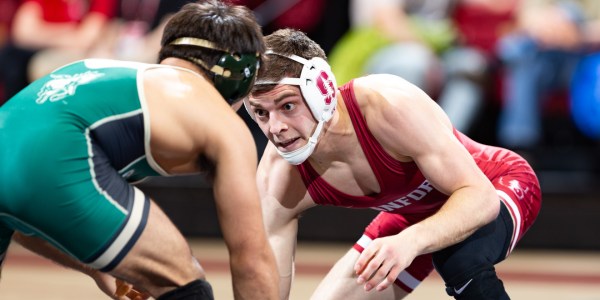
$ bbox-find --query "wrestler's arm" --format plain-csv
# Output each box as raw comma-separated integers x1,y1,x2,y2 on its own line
12,233,144,299
258,143,316,299
142,67,279,299
353,75,499,290
209,115,280,300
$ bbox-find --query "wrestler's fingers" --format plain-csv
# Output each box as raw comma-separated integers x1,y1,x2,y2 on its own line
115,279,150,300
114,279,132,298
375,265,401,292
364,260,389,290
356,254,384,287
126,289,150,300
354,243,379,275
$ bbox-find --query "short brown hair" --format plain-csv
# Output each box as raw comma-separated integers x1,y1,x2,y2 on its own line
252,28,327,94
158,0,265,78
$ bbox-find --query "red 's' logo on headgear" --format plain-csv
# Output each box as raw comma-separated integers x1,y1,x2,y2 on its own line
316,71,335,105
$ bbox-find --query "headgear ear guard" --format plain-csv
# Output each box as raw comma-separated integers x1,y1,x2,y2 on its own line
245,51,338,165
247,51,337,122
169,37,260,104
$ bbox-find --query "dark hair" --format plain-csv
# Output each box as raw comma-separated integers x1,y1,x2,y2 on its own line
252,28,327,94
158,0,265,79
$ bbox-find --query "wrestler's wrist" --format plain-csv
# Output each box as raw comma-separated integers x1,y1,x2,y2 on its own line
402,223,433,255
85,267,102,279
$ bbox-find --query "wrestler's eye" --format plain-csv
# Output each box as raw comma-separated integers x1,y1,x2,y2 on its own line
254,108,267,117
282,103,295,111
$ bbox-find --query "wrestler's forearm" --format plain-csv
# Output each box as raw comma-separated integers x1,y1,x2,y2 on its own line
229,248,279,300
407,186,500,254
263,210,298,299
270,244,293,299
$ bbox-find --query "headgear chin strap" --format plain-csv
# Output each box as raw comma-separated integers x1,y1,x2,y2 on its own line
247,50,338,165
169,37,259,104
276,121,324,165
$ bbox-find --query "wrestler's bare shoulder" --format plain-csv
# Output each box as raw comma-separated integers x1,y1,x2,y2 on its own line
349,74,425,111
143,66,213,94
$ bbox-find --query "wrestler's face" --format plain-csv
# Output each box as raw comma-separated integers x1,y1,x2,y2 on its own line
247,84,317,153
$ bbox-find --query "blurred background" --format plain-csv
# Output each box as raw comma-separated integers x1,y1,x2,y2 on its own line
1,0,599,253
2,0,600,298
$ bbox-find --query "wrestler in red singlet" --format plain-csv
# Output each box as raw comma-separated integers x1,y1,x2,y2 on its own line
296,80,542,292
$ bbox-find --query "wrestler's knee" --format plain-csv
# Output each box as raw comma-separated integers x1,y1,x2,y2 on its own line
432,225,510,300
443,266,509,300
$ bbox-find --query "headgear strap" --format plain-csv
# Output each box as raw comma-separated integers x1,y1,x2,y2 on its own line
169,37,233,77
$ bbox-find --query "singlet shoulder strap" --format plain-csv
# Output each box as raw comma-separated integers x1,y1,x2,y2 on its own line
339,79,417,180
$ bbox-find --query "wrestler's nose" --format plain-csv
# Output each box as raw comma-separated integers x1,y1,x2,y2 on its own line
268,113,287,135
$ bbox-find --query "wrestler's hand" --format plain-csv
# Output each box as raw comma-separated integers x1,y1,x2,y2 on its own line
354,234,418,292
114,278,150,300
91,271,149,300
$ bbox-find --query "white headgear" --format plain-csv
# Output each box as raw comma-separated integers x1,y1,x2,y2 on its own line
245,51,338,165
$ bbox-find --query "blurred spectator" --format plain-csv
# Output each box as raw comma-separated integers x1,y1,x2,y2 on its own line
225,0,349,53
28,0,192,81
97,0,191,62
0,0,19,47
570,51,600,140
496,0,600,150
0,0,117,103
231,0,324,33
330,0,454,91
329,0,517,135
441,0,517,136
362,0,458,96
0,0,20,102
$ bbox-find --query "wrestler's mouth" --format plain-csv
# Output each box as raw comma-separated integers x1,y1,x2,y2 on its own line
276,137,300,151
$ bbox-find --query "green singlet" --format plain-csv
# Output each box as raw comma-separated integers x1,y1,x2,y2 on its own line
0,59,173,271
